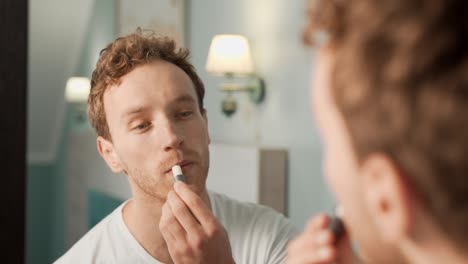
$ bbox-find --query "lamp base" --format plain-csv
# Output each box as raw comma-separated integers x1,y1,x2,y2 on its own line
249,78,265,103
221,93,238,117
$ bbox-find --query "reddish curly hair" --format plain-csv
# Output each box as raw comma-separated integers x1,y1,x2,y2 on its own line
305,0,468,248
87,30,205,140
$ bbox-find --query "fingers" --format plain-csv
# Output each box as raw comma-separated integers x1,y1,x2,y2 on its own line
305,213,329,234
335,232,357,263
159,201,186,244
160,185,234,263
166,190,203,235
315,230,335,245
173,181,218,230
287,235,337,263
286,213,355,264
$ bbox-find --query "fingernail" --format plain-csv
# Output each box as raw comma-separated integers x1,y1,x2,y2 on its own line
316,232,329,244
318,248,331,259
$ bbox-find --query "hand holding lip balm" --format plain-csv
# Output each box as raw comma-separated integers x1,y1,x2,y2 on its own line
171,165,186,183
285,206,360,264
161,165,235,263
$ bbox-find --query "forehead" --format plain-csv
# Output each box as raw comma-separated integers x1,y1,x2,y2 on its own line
103,60,197,112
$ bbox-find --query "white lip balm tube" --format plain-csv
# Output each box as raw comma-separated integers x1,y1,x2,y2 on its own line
171,165,186,183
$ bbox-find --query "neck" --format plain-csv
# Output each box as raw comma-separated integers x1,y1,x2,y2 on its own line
122,182,211,263
403,239,468,264
401,215,468,264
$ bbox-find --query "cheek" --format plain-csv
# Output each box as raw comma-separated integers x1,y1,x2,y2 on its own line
323,130,362,214
324,132,375,246
185,119,210,147
114,133,155,166
324,134,349,191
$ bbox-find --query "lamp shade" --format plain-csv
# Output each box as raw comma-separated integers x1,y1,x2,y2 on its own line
65,77,91,102
205,34,255,75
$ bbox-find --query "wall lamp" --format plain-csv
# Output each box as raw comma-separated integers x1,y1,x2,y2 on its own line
205,34,265,117
65,76,91,122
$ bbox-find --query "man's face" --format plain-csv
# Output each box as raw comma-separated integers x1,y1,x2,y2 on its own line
311,49,405,263
101,60,210,202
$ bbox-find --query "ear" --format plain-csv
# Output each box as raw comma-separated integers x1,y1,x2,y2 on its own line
97,136,124,173
201,108,211,144
360,153,412,243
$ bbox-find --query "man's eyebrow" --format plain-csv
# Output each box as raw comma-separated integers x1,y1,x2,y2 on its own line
172,94,196,105
120,95,197,119
121,106,150,120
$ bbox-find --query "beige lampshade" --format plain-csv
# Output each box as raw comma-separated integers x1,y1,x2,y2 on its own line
65,77,91,102
205,34,255,75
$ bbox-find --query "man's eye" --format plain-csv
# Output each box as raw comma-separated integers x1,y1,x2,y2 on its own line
134,122,151,131
178,111,193,119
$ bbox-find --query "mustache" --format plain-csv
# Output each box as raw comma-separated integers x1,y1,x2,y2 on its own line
159,150,199,173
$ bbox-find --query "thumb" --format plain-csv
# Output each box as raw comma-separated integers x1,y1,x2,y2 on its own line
335,231,359,264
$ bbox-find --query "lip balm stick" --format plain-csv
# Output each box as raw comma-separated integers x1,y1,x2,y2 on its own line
328,206,345,243
172,165,186,183
171,165,199,222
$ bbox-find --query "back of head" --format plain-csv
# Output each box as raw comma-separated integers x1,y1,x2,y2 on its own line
306,0,468,250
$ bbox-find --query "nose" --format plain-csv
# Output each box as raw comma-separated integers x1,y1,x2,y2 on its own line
160,118,184,152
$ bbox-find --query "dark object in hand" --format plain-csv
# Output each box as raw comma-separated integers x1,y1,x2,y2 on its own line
328,216,345,243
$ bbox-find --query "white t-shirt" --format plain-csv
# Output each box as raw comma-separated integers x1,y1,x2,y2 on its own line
55,191,298,264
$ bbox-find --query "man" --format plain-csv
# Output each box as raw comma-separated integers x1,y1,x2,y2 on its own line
55,31,296,263
287,0,468,263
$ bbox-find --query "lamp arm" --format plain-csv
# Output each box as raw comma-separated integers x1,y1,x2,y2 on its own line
220,83,252,92
220,75,265,104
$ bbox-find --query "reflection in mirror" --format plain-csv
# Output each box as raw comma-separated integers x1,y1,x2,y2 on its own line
27,1,331,263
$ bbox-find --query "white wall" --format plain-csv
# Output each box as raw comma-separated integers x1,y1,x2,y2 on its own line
189,0,334,228
28,0,94,163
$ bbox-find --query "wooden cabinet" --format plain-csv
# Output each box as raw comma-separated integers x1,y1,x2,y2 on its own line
207,144,288,215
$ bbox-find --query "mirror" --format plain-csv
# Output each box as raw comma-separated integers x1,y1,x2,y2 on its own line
27,1,331,263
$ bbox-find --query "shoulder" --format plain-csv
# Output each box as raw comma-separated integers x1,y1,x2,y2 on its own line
210,191,290,221
209,192,298,264
53,203,125,264
209,191,297,237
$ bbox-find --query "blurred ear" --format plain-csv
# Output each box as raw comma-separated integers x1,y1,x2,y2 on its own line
97,136,124,173
361,153,412,243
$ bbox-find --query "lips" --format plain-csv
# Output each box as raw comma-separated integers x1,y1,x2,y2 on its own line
164,160,193,174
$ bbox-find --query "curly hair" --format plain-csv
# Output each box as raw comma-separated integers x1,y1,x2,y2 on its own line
305,0,468,248
87,30,205,140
